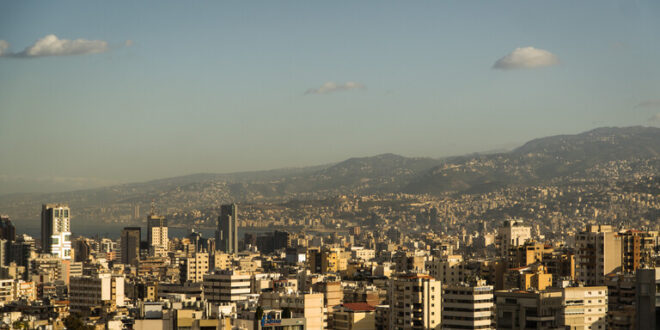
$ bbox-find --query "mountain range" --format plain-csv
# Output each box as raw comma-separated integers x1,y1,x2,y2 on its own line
2,126,659,223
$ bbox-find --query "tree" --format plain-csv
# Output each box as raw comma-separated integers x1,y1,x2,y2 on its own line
254,306,264,328
63,315,94,330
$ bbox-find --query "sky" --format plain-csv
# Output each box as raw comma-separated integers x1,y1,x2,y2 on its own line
1,1,660,194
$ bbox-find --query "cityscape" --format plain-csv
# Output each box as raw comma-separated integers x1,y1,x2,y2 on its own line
0,126,658,329
2,1,660,329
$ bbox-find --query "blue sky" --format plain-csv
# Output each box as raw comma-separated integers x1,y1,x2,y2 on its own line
1,1,660,193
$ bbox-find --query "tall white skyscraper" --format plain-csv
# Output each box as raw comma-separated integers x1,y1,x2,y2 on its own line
41,204,72,260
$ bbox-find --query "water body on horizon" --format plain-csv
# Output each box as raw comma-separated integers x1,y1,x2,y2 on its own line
15,222,276,241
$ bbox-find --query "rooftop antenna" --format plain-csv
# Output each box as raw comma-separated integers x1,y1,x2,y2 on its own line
150,199,156,216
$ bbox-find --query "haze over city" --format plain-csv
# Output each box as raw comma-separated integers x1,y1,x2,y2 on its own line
2,1,660,194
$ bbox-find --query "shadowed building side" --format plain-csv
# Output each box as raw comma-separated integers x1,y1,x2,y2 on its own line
217,203,238,254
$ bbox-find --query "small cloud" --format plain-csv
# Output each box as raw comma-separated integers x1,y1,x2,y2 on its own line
125,40,134,47
635,99,660,108
305,81,366,95
22,34,108,57
493,46,559,70
0,34,110,58
649,113,660,124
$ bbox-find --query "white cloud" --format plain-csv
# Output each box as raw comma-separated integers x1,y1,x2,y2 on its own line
493,46,559,70
22,34,108,57
305,81,366,95
0,34,110,58
635,99,660,108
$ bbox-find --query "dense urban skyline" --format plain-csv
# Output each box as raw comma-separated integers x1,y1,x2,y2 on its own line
1,2,659,329
2,1,660,194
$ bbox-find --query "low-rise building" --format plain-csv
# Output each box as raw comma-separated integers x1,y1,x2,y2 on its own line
260,291,325,329
560,286,608,329
203,270,251,304
69,273,125,315
334,302,376,330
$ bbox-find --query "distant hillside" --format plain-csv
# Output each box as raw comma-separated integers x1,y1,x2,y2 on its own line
404,126,660,194
1,126,659,224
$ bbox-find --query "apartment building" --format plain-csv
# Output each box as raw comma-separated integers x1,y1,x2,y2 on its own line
203,270,251,304
575,225,621,286
442,280,495,330
389,274,442,330
69,273,125,315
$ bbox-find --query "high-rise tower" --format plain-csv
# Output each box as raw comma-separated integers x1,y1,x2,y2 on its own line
120,227,141,266
147,213,168,257
217,204,238,254
0,216,15,242
41,204,72,259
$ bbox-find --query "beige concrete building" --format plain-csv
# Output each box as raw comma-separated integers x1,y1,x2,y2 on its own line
0,279,13,304
560,286,608,330
495,289,563,329
495,286,608,329
505,263,553,291
322,247,348,273
389,274,442,330
576,225,622,285
507,241,553,268
619,230,657,273
260,291,325,330
69,273,125,315
174,309,219,330
497,220,531,257
203,270,251,304
14,280,37,302
442,280,495,330
184,252,209,283
351,247,375,261
395,251,428,274
334,302,376,330
427,254,467,285
312,280,343,311
213,252,233,270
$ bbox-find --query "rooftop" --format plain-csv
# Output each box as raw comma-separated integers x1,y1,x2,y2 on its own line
342,302,375,312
